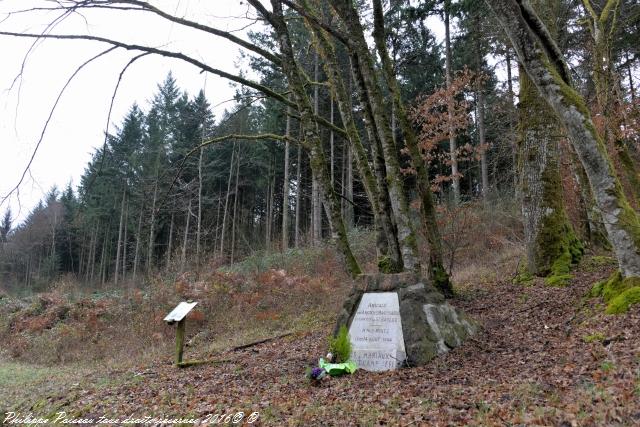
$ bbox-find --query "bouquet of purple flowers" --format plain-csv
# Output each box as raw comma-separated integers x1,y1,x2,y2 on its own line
306,366,327,384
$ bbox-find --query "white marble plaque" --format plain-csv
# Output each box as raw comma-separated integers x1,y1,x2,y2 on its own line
348,292,406,371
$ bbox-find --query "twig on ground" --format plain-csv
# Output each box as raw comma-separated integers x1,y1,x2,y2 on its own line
231,332,294,351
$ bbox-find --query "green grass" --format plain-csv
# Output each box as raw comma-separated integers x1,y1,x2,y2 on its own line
0,362,82,410
582,332,605,343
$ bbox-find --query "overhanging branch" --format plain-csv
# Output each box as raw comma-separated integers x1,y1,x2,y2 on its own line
0,30,292,106
0,30,347,137
53,0,282,65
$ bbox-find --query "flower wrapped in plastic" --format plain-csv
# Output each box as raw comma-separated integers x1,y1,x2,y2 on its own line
310,367,326,380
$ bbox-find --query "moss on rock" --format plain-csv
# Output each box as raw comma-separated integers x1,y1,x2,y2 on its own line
616,196,640,254
606,287,640,314
591,270,640,314
591,270,625,302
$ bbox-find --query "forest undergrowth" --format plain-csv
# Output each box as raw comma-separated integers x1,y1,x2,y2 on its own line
1,208,639,425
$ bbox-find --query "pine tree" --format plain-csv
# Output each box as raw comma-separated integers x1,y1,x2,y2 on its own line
0,208,11,243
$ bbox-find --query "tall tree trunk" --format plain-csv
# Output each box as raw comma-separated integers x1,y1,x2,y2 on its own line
626,51,636,101
445,0,460,204
474,20,489,199
478,88,489,199
566,140,610,248
181,198,192,273
259,0,362,276
270,162,276,247
583,0,640,205
166,209,175,268
220,142,237,257
312,51,322,245
122,197,128,281
517,0,583,279
26,254,31,290
215,182,223,250
78,231,86,279
114,188,126,285
99,231,108,285
308,18,401,270
369,0,453,293
133,208,143,281
231,147,241,264
344,146,354,229
147,180,158,272
89,225,98,283
196,146,203,271
519,64,582,277
86,225,96,283
282,105,291,250
50,209,57,279
485,0,640,278
330,95,335,184
505,48,518,193
294,143,302,248
331,1,419,272
266,158,275,249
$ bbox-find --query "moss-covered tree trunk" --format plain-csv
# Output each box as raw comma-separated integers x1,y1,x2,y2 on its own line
516,0,582,281
328,0,421,273
519,65,583,281
566,140,610,248
253,0,362,277
370,0,453,295
484,0,640,279
305,11,403,271
582,0,640,206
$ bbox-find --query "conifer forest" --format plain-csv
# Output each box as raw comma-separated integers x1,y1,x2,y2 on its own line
0,0,639,425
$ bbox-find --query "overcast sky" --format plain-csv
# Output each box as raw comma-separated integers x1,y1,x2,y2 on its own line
0,0,260,223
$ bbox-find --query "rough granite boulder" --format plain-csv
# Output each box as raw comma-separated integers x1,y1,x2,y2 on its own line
334,272,476,367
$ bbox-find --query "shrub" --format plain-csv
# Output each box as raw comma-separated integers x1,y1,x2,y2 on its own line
328,325,352,363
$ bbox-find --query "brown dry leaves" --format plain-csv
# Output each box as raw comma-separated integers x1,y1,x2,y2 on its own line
8,263,640,426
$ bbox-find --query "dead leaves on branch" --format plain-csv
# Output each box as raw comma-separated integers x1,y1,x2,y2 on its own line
407,68,490,192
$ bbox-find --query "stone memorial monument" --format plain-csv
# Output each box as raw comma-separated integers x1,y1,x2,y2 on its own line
348,292,406,371
335,272,475,371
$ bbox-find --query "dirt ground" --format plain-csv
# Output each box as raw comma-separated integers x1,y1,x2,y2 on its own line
3,261,640,426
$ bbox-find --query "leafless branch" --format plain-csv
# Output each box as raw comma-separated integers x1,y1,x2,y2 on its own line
82,52,152,197
0,30,295,105
1,46,117,205
48,0,282,65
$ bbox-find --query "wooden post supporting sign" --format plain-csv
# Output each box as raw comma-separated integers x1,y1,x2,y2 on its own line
164,301,198,367
175,318,186,365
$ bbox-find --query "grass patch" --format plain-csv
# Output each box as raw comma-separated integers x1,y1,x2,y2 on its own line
582,332,606,343
0,361,90,411
599,360,615,373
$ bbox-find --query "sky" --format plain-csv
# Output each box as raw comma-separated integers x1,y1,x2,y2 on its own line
0,0,258,223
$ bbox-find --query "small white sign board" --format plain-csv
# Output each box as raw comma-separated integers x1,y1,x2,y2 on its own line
164,301,198,323
348,292,406,371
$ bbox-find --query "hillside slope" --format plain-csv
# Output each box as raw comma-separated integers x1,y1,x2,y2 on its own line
2,257,639,426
